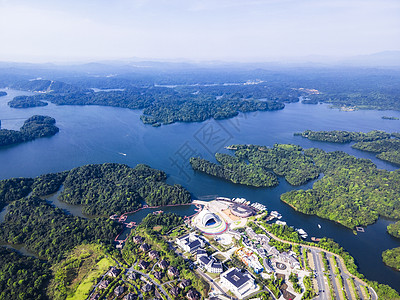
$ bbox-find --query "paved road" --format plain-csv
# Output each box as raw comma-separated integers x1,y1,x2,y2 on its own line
128,266,172,300
310,249,329,300
255,221,377,299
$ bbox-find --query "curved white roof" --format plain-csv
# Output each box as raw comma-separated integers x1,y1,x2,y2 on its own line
197,209,220,227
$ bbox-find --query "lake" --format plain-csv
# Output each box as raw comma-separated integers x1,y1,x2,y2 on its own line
1,88,400,290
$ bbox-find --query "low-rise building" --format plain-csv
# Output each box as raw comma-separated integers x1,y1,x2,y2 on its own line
220,268,256,298
197,255,223,273
158,259,169,270
124,293,135,300
133,236,144,244
138,260,150,270
108,267,120,277
179,279,191,289
168,266,180,277
98,280,110,289
153,271,163,280
114,286,124,297
140,243,150,252
149,250,160,260
142,283,153,293
170,286,180,296
176,233,205,253
186,289,200,300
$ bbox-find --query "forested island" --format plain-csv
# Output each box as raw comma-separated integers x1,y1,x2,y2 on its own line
190,144,319,187
0,91,7,97
0,115,59,147
297,130,400,165
281,148,400,228
8,95,48,108
9,87,285,126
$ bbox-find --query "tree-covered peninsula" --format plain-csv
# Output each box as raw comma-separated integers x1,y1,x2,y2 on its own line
297,129,392,143
387,221,400,239
0,115,59,147
8,95,48,108
382,247,400,270
297,129,400,165
190,144,319,187
0,163,191,216
59,163,191,216
281,148,400,228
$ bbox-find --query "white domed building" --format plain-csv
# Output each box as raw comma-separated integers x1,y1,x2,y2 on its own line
192,208,227,235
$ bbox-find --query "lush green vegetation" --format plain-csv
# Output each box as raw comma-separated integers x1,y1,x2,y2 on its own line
8,96,48,108
10,87,285,126
138,212,183,234
301,275,316,300
387,221,400,239
47,244,116,300
0,177,34,210
0,115,59,147
0,247,50,300
289,272,302,294
0,171,67,210
266,223,302,243
0,196,120,262
190,155,279,187
10,79,85,94
59,163,191,216
281,148,400,228
298,129,400,165
353,139,400,165
382,116,399,120
382,247,400,269
191,144,319,187
298,129,391,143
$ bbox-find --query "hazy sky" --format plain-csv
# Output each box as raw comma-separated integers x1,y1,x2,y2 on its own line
0,0,399,62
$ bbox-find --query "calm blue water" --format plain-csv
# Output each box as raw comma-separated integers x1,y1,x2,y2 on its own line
1,88,400,290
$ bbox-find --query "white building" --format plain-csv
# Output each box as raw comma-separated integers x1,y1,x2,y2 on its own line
197,252,223,273
220,268,257,298
176,233,205,253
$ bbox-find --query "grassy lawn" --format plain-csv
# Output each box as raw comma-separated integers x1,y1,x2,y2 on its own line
67,257,114,300
47,244,115,300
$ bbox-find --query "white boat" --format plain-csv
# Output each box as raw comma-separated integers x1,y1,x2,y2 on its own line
318,224,321,229
118,152,127,156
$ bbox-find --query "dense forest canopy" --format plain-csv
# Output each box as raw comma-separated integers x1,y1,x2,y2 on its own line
190,144,319,187
298,130,400,165
59,163,191,216
281,148,400,228
0,196,120,262
0,247,50,300
382,248,400,270
0,115,59,147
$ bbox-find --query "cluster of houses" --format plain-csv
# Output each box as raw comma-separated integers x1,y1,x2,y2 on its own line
176,233,224,274
134,235,201,300
244,227,300,270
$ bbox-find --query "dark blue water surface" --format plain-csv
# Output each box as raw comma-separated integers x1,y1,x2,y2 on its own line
1,88,400,290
